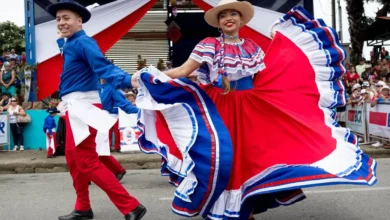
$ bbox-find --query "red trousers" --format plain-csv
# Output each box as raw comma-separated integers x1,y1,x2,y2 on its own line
99,155,125,175
46,132,57,157
64,107,139,214
109,120,120,151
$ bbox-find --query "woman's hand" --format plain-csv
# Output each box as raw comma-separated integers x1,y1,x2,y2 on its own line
270,30,276,39
131,72,139,89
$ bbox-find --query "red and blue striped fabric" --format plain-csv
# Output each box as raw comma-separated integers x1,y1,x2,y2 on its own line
136,69,233,218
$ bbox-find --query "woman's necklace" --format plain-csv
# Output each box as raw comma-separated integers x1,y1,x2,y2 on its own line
222,35,239,40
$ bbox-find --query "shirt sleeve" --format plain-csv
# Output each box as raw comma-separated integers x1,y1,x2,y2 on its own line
43,118,47,133
113,90,139,114
189,37,216,64
79,37,132,90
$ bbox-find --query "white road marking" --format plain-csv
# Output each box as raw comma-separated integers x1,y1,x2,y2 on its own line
158,187,390,200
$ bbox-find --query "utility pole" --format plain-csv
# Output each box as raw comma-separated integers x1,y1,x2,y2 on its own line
332,0,336,29
338,0,343,42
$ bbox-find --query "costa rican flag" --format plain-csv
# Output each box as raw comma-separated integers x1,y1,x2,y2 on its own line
30,0,157,100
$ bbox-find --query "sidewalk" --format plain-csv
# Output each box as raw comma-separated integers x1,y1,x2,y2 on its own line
0,145,389,174
0,150,161,174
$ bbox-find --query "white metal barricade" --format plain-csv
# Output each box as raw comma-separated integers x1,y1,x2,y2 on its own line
366,102,390,143
0,112,11,151
345,103,370,144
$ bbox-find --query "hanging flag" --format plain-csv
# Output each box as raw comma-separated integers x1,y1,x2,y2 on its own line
32,0,157,100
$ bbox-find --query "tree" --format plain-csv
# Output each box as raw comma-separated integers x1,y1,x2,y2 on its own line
346,0,390,65
0,21,25,53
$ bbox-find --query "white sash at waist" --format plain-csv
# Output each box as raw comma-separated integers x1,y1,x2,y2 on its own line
45,128,56,133
60,91,116,147
110,112,119,119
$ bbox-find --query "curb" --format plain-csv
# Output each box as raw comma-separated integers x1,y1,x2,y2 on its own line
0,147,389,174
361,147,390,158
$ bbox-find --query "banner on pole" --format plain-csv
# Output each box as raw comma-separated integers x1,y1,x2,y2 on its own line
118,109,140,152
366,103,390,139
346,104,365,135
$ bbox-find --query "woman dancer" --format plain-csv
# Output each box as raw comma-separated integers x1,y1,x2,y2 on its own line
132,0,377,219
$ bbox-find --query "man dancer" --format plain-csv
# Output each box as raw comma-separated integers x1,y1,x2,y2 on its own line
46,1,146,219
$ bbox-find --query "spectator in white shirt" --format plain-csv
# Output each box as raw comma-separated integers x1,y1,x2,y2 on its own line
8,49,18,60
355,57,366,77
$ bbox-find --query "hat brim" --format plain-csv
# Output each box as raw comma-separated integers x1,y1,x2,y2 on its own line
47,2,91,23
204,1,254,28
352,86,361,91
46,109,60,113
47,111,60,114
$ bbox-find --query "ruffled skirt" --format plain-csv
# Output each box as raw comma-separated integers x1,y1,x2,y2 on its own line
135,6,377,220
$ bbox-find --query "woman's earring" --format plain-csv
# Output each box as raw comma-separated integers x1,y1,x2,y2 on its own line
218,28,222,33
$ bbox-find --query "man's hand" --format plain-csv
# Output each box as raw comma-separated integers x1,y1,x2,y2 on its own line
57,30,65,39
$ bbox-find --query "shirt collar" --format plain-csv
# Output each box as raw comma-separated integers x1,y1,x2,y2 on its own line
68,30,86,42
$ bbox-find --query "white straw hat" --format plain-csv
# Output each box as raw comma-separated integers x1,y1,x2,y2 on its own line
204,0,254,28
381,85,390,92
352,84,361,91
362,81,370,87
377,81,386,87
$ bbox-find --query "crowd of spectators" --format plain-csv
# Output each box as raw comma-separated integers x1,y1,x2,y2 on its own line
0,49,27,104
0,49,29,151
338,47,390,148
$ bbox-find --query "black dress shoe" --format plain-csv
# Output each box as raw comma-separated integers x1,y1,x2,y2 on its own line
58,209,94,220
125,204,147,220
116,171,127,181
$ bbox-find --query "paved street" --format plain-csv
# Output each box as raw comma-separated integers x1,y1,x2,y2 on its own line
0,159,389,220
